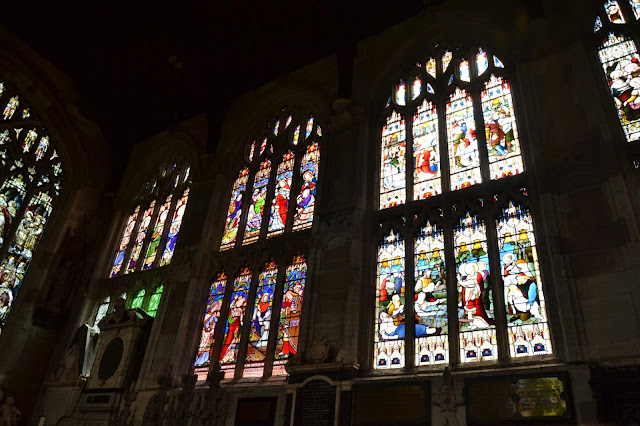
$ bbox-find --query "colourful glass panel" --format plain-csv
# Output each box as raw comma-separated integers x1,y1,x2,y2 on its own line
412,78,422,100
293,143,320,231
0,175,28,247
0,130,10,145
3,96,19,120
110,206,139,277
306,117,314,138
316,125,322,137
605,0,626,23
248,141,256,162
497,203,552,357
455,214,497,363
94,297,110,325
293,125,300,145
396,80,406,105
447,88,481,191
380,111,406,209
630,0,640,19
195,273,228,370
443,51,452,72
476,48,489,75
130,289,146,309
35,136,49,161
274,255,306,373
259,138,267,156
159,188,189,266
598,32,640,141
142,195,172,270
1,191,54,334
459,60,471,82
268,151,294,237
220,268,251,377
427,57,437,78
0,82,4,98
413,100,441,200
273,120,280,136
125,201,155,274
482,75,524,180
285,115,292,128
243,160,271,244
244,262,278,375
426,83,435,94
595,16,603,32
414,223,448,366
22,129,37,153
375,231,405,370
147,284,163,317
493,56,505,68
221,168,249,250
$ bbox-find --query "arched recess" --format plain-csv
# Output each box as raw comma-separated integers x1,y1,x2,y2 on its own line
0,27,110,419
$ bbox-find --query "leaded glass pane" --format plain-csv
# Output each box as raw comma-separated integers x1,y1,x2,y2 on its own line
147,284,163,317
380,111,406,209
221,168,249,250
130,289,146,309
142,195,172,269
447,88,481,191
125,201,155,273
293,143,319,231
159,189,189,266
111,206,139,277
220,268,251,378
413,100,441,200
268,152,294,237
194,273,227,375
243,160,271,244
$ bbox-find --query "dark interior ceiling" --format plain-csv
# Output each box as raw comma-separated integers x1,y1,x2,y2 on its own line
3,0,425,180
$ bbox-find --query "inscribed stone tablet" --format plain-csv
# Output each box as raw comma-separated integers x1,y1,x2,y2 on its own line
294,380,337,426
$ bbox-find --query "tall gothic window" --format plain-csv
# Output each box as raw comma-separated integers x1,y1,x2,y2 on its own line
109,161,191,277
194,108,320,380
0,80,64,334
374,47,552,370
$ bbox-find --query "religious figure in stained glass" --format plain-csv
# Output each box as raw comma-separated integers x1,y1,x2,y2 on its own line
195,273,227,370
111,207,139,277
374,230,406,369
268,152,294,237
447,88,481,190
293,143,319,231
221,168,248,250
220,268,251,378
160,188,189,266
380,111,406,209
244,160,271,244
126,201,155,273
142,196,172,269
413,100,441,199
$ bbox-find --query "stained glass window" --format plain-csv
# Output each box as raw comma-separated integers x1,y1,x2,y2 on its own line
94,297,110,325
221,168,248,250
268,152,294,237
412,78,421,100
147,284,163,317
220,267,251,378
243,160,271,244
273,255,306,375
396,81,406,106
244,262,278,377
129,289,146,309
293,143,320,231
375,47,550,370
380,111,406,209
110,161,191,276
305,117,314,138
195,273,227,376
630,0,640,19
606,0,626,23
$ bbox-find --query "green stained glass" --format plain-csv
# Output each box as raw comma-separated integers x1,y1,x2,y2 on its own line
130,289,146,309
147,285,164,317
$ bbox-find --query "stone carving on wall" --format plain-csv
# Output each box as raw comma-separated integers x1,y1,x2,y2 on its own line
142,373,172,426
434,367,463,426
110,388,136,426
0,390,21,426
335,348,359,369
308,336,330,364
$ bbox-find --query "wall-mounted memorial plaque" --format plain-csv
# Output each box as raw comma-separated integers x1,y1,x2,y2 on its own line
353,381,431,425
465,372,574,424
294,379,337,426
235,397,277,426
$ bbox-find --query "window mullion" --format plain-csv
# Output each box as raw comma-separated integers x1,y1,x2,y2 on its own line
235,267,260,379
404,224,416,369
136,199,162,272
405,102,414,203
263,256,288,378
485,211,510,362
151,194,180,269
443,215,460,366
472,84,492,185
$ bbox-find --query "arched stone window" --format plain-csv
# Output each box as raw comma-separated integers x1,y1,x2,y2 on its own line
374,46,552,370
0,79,64,334
194,107,321,380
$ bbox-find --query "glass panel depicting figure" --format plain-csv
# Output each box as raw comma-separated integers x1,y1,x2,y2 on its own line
412,78,421,100
455,214,497,363
142,196,172,269
598,33,640,141
374,231,406,370
447,88,481,191
482,75,524,180
497,203,552,358
244,262,278,377
147,284,163,317
0,191,54,334
3,96,19,120
293,125,300,145
159,189,189,266
306,118,314,138
129,289,146,309
459,60,471,82
221,168,249,250
413,100,441,200
244,160,271,244
476,49,489,76
396,80,406,105
110,206,139,277
94,297,110,325
293,143,320,231
22,129,37,153
443,51,453,72
630,0,640,19
220,268,251,378
273,254,306,375
125,201,155,273
0,175,28,247
414,223,448,366
194,272,227,376
605,0,626,23
35,136,49,161
427,58,437,78
268,151,294,237
380,111,406,209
